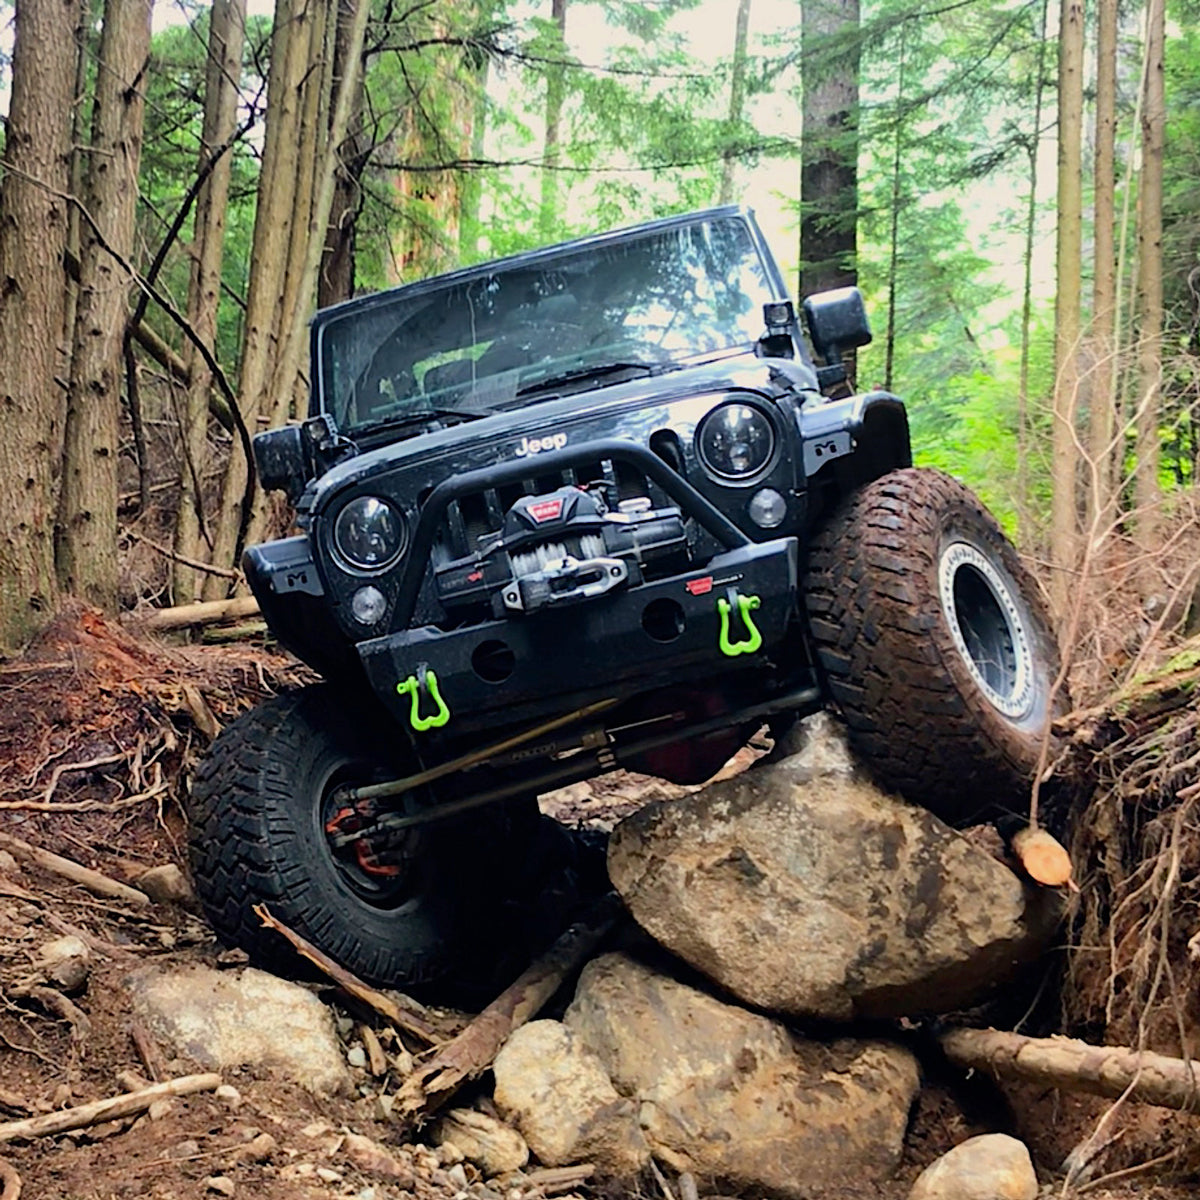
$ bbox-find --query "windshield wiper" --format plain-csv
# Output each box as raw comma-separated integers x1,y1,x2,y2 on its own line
515,361,663,397
354,403,493,437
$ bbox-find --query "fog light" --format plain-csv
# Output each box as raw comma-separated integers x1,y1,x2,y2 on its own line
351,585,387,625
748,488,787,529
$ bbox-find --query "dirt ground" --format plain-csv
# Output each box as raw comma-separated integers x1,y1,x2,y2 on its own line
0,609,1196,1200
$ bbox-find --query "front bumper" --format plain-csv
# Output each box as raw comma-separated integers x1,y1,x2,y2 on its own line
357,536,798,734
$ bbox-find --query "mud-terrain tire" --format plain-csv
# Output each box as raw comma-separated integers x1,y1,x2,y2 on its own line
803,467,1064,824
187,684,463,987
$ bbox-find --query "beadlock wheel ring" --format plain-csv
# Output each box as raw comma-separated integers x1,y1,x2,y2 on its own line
937,540,1035,721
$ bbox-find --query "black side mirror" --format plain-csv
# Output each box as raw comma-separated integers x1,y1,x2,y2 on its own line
802,287,872,389
253,425,308,502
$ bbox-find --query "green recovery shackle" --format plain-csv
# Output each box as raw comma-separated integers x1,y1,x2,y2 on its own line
717,590,763,657
396,666,451,731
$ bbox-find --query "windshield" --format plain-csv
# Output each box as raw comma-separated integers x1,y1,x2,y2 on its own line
317,214,776,433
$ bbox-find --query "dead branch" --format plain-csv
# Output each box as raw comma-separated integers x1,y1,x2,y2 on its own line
253,904,438,1046
0,832,151,907
125,531,240,581
0,1074,221,1143
130,1020,168,1082
393,893,624,1126
38,753,124,804
940,1027,1200,1112
0,1158,20,1200
139,596,260,631
18,987,91,1041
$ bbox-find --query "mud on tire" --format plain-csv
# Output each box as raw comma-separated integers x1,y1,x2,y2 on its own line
803,467,1065,825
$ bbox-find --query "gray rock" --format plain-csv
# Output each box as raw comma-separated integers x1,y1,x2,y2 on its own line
564,953,918,1198
493,1020,650,1178
433,1109,530,1177
136,864,196,905
126,965,350,1094
37,934,91,992
908,1134,1038,1200
608,759,1061,1020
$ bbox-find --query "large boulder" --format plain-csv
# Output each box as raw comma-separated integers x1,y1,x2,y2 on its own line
908,1134,1038,1200
127,965,350,1094
492,1019,650,1178
607,733,1061,1021
563,952,918,1198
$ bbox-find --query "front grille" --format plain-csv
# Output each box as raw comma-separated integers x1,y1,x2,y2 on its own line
430,456,674,563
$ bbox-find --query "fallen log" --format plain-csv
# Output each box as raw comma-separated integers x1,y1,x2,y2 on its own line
0,1074,221,1143
393,893,624,1127
940,1027,1200,1112
0,832,151,908
140,595,259,631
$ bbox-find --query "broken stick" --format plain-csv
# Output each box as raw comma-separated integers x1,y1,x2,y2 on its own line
940,1027,1200,1112
0,832,150,907
393,892,624,1126
0,1074,221,1144
254,903,439,1046
140,596,259,632
1010,826,1076,889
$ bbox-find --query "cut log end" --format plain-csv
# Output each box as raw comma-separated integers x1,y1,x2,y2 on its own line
1011,826,1075,889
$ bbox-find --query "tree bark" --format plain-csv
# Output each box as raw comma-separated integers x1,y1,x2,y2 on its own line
204,0,308,597
1049,0,1085,612
539,0,569,239
799,0,859,300
1133,0,1164,579
173,0,248,605
57,0,153,609
0,0,77,651
1087,0,1118,537
718,0,752,205
940,1027,1200,1113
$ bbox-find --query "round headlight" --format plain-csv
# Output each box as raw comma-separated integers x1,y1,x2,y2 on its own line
333,496,406,571
697,403,775,479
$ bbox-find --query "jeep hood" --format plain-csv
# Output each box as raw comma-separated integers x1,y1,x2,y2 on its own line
300,355,818,513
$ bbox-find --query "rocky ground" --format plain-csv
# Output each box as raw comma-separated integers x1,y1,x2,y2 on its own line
1,609,1198,1200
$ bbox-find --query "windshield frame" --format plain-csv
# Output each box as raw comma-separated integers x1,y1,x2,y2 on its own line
309,206,800,432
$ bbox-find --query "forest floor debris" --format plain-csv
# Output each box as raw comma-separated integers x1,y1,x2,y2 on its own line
1,608,1199,1198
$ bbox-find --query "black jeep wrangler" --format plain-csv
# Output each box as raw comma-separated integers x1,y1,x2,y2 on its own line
188,207,1063,987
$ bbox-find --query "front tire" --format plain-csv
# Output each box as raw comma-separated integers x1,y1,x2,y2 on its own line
803,468,1065,825
187,685,459,986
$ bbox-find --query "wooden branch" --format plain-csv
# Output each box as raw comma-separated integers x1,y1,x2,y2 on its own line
140,596,260,631
0,832,151,908
125,531,240,581
0,1074,221,1143
393,893,624,1126
940,1027,1200,1112
253,904,438,1046
1011,826,1076,889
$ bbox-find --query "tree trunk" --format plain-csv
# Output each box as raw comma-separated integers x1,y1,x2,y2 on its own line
1049,0,1085,613
883,21,907,391
539,0,569,239
203,0,309,597
319,0,368,308
0,0,76,650
173,0,247,604
1087,0,1118,539
799,0,859,299
1133,0,1164,579
239,0,371,556
57,0,152,610
1017,0,1050,542
718,0,752,206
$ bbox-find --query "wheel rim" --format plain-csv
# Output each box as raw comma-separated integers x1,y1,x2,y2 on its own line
937,541,1035,720
318,764,426,909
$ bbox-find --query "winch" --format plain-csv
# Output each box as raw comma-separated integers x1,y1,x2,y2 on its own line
435,485,690,615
